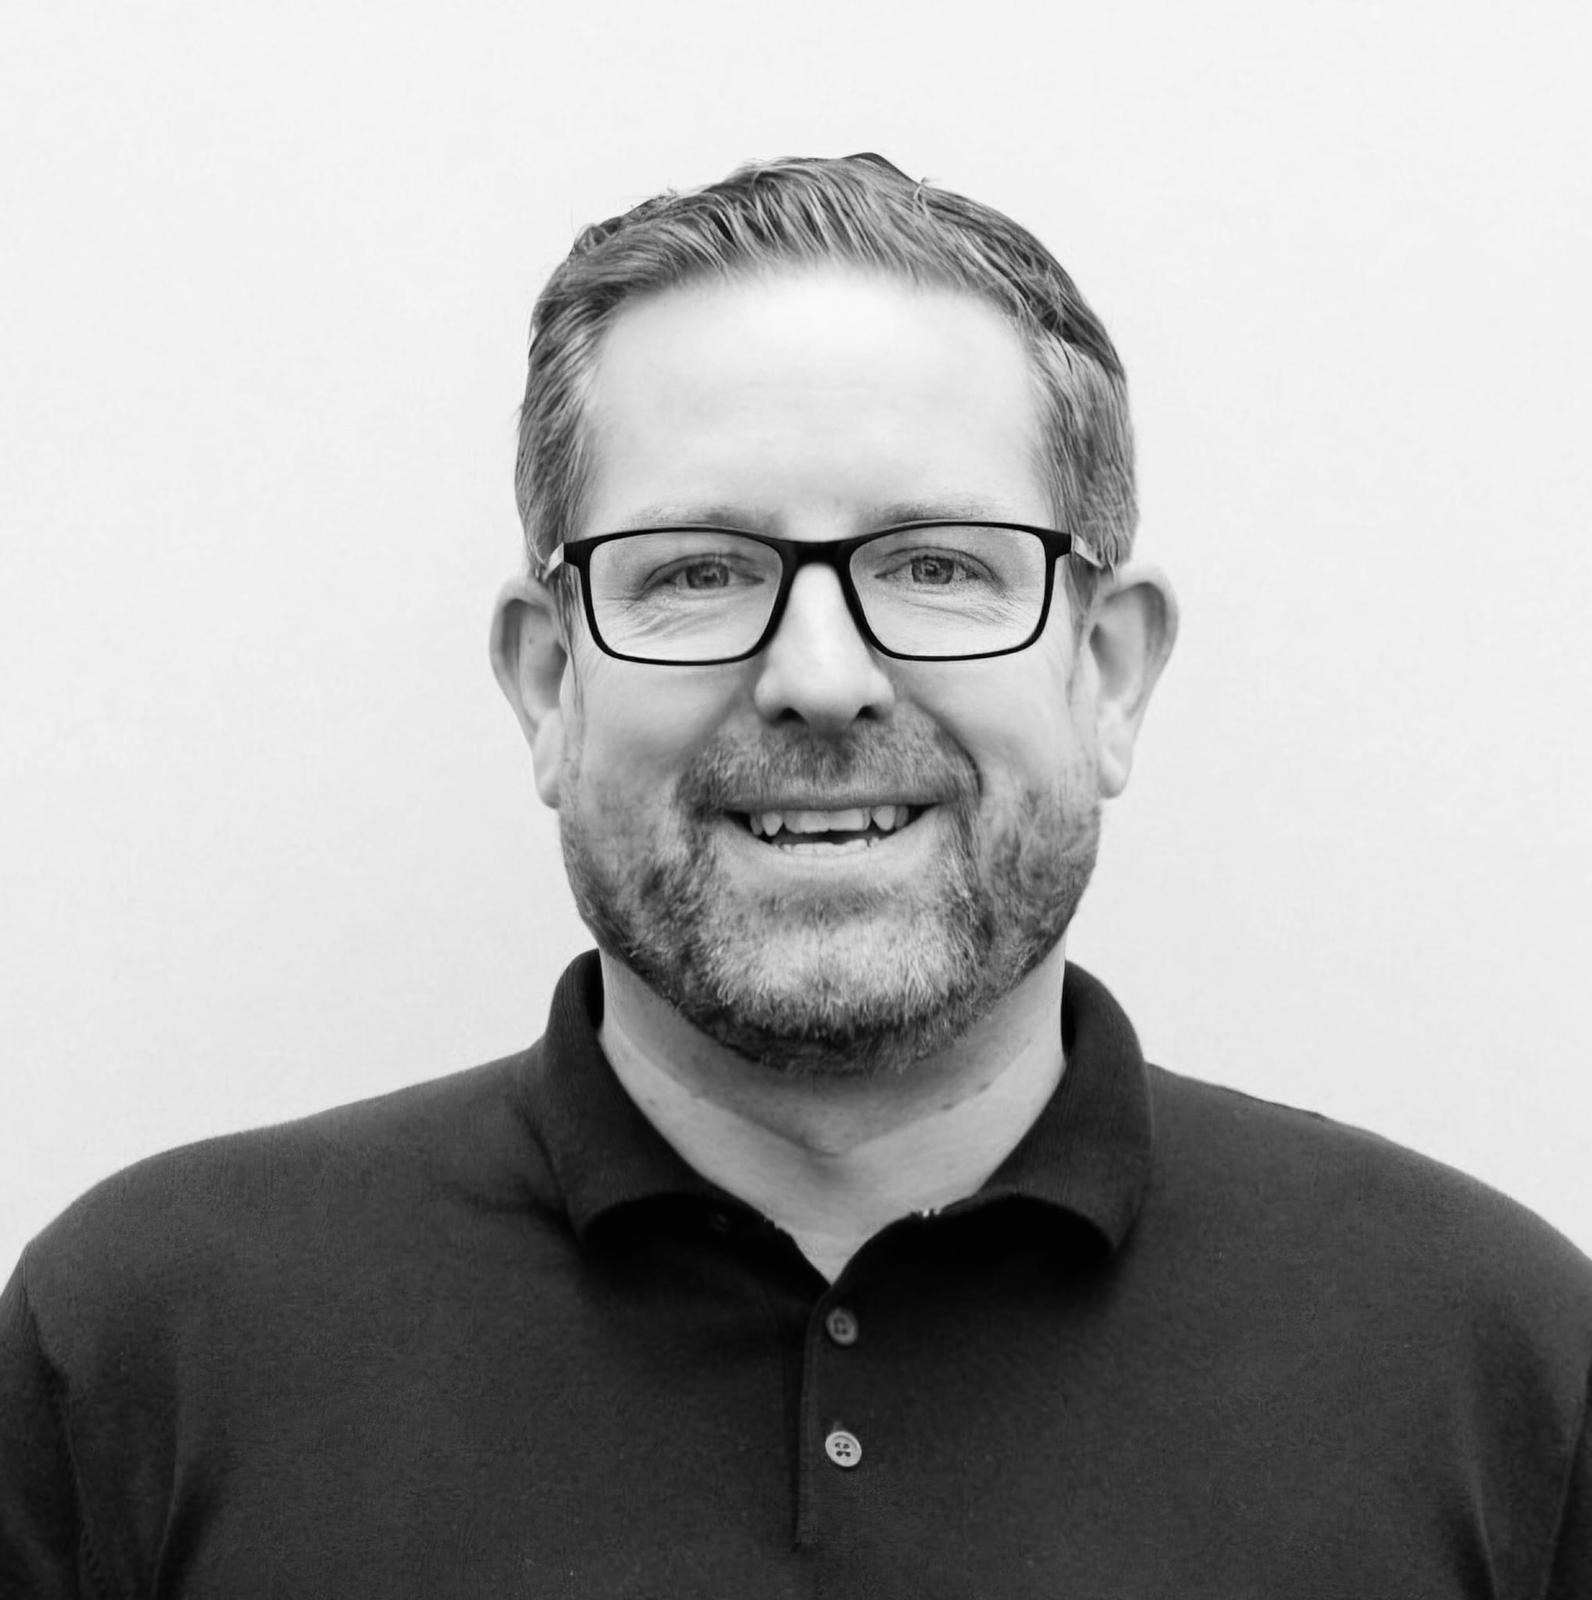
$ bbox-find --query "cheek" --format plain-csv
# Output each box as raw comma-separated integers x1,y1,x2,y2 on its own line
924,659,1081,796
976,722,1085,805
569,656,746,790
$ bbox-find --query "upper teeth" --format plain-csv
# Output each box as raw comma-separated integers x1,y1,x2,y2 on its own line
748,805,911,838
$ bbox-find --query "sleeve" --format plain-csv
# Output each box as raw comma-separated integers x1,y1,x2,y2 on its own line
1545,1363,1592,1600
0,1253,93,1599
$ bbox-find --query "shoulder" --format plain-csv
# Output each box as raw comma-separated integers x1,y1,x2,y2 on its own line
1143,1063,1592,1360
18,1045,562,1366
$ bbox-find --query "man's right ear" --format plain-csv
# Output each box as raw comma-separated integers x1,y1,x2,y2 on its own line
490,575,569,808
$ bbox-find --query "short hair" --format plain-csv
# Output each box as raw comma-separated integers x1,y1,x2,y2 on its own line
515,154,1135,617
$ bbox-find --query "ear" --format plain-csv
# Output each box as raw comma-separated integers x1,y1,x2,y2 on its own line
490,574,570,808
1080,562,1179,799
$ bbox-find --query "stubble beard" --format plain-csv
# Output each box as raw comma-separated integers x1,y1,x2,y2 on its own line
559,723,1101,1078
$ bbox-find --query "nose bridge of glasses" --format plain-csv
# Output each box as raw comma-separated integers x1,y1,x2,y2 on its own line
745,547,885,679
776,545,867,636
788,537,848,572
777,535,882,640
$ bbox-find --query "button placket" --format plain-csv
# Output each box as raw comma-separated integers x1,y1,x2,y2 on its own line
818,1303,864,1471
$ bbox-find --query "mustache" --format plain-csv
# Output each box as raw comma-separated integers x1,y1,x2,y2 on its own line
676,722,981,813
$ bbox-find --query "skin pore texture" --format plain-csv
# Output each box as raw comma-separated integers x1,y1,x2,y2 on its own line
493,268,1175,1277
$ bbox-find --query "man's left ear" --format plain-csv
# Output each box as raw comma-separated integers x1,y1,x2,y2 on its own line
1081,563,1179,798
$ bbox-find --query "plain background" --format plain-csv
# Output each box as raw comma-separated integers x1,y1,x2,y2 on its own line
2,0,1588,1275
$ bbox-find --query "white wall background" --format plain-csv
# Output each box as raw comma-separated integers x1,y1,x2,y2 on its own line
3,0,1588,1273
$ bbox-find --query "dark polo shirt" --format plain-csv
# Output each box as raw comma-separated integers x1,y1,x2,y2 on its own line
3,955,1589,1597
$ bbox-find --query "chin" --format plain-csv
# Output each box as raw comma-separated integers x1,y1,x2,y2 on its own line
615,886,1075,1080
679,909,993,1077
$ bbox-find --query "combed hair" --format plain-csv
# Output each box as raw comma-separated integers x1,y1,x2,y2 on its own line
515,153,1135,616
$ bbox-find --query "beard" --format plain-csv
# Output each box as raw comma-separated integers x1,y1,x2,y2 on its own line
559,718,1100,1078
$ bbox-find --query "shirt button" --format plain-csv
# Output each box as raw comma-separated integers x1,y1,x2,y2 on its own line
706,1209,733,1235
824,1429,862,1469
824,1306,860,1347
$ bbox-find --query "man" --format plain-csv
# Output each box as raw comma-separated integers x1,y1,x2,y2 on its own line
2,155,1588,1597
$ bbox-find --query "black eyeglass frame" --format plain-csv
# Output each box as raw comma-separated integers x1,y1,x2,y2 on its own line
543,520,1105,666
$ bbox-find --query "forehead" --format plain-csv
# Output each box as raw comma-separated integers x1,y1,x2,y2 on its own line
578,268,1050,534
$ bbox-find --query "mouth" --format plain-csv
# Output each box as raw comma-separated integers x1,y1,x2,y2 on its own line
728,802,932,853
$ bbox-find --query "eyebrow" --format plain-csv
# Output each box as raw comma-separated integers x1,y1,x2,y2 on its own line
609,496,1023,533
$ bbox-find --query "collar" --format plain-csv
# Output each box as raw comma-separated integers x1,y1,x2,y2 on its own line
516,952,1153,1256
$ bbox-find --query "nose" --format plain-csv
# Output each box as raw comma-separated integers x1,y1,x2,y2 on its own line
751,563,896,733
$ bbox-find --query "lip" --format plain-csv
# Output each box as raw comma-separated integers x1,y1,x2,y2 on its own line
724,801,936,837
714,805,942,873
719,793,943,813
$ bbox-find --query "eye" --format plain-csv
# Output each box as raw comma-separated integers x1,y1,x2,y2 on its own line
644,557,761,595
872,548,992,588
672,560,733,591
903,553,970,586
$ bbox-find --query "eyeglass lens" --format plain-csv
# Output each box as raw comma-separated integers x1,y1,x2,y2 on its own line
584,526,1051,662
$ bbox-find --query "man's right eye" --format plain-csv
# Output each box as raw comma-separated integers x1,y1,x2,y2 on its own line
642,558,758,596
668,560,730,590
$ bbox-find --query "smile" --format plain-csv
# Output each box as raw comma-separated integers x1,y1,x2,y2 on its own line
733,804,929,850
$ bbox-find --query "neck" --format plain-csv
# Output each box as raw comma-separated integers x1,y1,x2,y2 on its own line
598,950,1067,1280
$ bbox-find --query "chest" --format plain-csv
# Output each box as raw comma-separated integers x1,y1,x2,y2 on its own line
128,1216,1548,1600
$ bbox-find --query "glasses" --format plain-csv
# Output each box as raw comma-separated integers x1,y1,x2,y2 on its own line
544,521,1103,666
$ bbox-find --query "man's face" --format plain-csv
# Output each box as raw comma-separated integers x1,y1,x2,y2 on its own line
544,269,1107,1075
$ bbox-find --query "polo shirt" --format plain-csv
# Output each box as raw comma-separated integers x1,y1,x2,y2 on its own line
3,953,1589,1598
